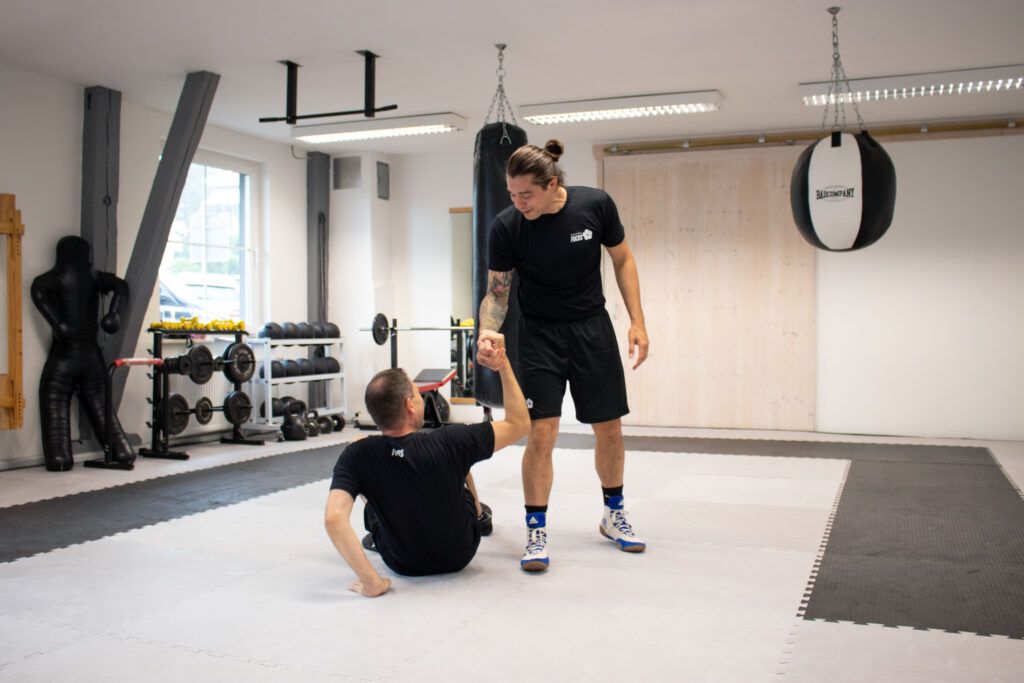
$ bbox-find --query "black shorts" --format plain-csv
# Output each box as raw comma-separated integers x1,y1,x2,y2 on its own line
514,310,629,423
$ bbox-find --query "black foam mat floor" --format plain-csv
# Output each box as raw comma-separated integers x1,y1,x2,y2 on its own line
0,445,342,563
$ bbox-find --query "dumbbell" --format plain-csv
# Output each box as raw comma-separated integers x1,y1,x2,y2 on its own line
258,321,340,340
260,397,286,418
193,391,253,426
156,391,248,433
259,359,286,379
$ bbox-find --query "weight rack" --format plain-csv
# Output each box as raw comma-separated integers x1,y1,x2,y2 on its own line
141,327,263,460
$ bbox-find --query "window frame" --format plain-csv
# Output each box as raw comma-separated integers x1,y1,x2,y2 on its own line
159,150,264,326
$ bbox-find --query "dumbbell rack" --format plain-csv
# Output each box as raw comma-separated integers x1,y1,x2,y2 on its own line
141,328,262,460
247,337,346,429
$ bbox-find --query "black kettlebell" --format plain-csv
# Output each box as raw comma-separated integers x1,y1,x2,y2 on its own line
280,400,309,441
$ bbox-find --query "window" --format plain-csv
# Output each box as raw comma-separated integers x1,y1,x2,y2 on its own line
159,155,260,324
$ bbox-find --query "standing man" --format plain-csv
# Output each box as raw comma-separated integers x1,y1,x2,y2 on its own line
324,330,529,597
479,140,650,572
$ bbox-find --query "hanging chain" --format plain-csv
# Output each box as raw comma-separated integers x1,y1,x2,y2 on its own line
485,43,518,143
820,7,865,134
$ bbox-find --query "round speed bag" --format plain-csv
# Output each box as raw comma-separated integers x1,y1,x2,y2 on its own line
791,131,896,251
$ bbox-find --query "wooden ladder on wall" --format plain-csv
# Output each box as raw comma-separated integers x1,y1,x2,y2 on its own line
0,194,25,429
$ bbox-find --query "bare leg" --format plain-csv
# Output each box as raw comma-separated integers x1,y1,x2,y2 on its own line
522,417,560,506
592,418,625,488
465,471,483,517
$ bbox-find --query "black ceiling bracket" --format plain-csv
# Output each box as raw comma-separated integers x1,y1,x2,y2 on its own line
258,50,397,124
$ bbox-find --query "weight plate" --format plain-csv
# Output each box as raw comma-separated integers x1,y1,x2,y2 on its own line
437,395,451,423
330,414,346,432
371,313,389,345
160,392,190,435
223,342,256,383
223,390,253,426
187,344,215,385
194,396,214,425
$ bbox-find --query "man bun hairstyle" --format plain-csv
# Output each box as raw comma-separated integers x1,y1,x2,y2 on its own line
506,139,566,188
543,139,564,162
364,368,413,431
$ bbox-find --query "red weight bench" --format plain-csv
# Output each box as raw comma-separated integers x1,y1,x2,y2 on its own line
413,368,455,428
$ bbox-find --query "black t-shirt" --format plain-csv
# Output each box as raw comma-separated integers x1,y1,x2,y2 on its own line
488,186,626,321
330,423,494,576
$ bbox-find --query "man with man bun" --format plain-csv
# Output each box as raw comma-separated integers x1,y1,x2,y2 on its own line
479,139,650,572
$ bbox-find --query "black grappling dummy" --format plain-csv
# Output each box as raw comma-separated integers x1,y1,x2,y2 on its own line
31,236,133,471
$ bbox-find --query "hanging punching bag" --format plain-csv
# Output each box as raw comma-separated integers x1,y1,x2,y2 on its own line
791,130,896,251
472,122,527,408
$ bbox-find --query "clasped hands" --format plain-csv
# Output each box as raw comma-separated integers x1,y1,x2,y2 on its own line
475,330,507,371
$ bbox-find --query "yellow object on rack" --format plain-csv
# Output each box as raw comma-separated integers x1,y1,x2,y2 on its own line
149,319,247,332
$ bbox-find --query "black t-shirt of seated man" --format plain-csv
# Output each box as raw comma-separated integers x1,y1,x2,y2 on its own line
330,422,495,576
488,186,626,322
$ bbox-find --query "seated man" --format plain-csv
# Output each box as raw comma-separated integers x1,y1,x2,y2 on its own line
324,330,528,597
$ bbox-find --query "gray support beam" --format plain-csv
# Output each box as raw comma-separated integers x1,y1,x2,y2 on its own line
80,86,122,442
81,86,121,274
108,71,220,408
306,151,330,408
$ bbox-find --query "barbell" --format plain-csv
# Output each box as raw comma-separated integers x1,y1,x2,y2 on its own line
157,391,253,435
363,313,473,346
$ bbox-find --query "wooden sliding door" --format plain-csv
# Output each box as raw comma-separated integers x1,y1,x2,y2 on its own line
602,146,815,430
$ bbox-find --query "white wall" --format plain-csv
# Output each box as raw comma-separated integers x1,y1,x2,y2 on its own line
816,134,1024,441
0,64,308,470
0,65,82,469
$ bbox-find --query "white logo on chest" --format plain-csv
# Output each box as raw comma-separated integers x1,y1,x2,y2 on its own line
570,229,593,243
391,448,405,458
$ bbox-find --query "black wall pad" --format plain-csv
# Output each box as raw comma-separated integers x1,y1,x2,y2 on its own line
0,445,342,564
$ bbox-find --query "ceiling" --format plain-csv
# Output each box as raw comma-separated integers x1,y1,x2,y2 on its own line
2,0,1022,156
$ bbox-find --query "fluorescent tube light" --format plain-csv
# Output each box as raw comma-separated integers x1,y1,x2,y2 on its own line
521,91,721,125
292,113,467,143
799,65,1024,106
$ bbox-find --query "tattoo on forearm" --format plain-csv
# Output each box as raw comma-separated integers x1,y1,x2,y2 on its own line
489,271,512,300
481,271,513,331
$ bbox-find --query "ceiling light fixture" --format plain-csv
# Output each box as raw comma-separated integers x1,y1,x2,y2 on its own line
799,64,1024,106
291,113,467,143
520,91,721,125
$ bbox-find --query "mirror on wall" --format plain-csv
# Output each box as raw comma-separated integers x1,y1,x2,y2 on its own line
450,208,473,321
450,208,475,402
